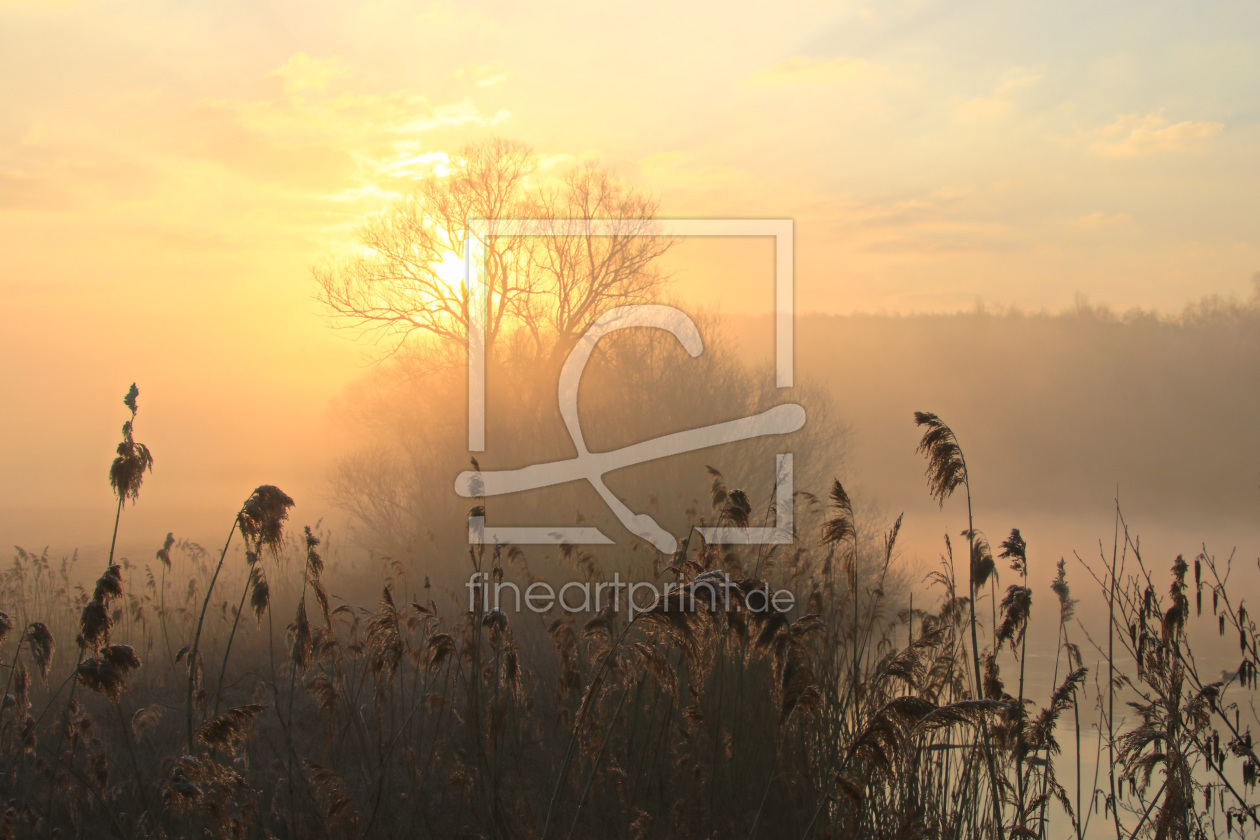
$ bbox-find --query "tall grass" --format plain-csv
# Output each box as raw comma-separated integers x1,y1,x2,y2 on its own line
0,394,1255,840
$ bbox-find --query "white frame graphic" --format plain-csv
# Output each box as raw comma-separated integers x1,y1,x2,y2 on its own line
460,218,797,551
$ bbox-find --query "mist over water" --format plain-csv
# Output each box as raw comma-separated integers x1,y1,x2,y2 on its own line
11,299,1260,611
3,290,1258,839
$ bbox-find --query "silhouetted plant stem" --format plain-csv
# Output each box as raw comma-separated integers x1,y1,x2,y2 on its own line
211,571,254,715
565,684,630,840
186,519,238,752
914,412,1005,839
1108,498,1122,840
114,698,152,817
158,559,175,669
961,466,1006,840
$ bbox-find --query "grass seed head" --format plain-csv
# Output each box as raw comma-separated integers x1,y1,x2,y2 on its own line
23,622,55,679
237,484,295,555
914,412,967,506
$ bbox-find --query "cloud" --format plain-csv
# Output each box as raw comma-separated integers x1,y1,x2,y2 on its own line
368,149,451,180
1088,109,1223,157
269,53,346,93
184,79,511,200
390,100,510,134
954,68,1042,122
744,55,867,88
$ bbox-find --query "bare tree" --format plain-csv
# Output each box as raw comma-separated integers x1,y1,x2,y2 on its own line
525,162,673,362
314,138,535,360
315,138,673,364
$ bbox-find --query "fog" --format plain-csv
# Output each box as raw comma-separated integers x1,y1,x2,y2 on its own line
4,288,1259,839
6,295,1258,584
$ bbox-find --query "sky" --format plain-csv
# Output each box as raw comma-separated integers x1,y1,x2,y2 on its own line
1,0,1258,554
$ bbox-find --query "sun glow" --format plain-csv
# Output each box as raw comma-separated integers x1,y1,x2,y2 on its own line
433,249,467,295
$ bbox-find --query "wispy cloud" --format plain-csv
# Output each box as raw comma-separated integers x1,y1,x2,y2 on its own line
1088,109,1223,157
954,68,1043,122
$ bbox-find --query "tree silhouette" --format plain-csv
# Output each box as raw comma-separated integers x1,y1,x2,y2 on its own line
315,138,673,365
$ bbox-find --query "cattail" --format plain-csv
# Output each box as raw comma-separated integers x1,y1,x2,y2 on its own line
23,622,54,679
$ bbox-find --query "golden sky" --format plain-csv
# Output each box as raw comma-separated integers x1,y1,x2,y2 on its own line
1,0,1257,549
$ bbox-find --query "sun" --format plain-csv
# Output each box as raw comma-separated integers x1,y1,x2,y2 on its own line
432,249,467,295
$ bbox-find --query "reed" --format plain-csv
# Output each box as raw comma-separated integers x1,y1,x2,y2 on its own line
0,392,1254,840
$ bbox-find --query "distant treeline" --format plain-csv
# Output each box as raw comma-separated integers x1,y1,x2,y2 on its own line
729,294,1260,520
